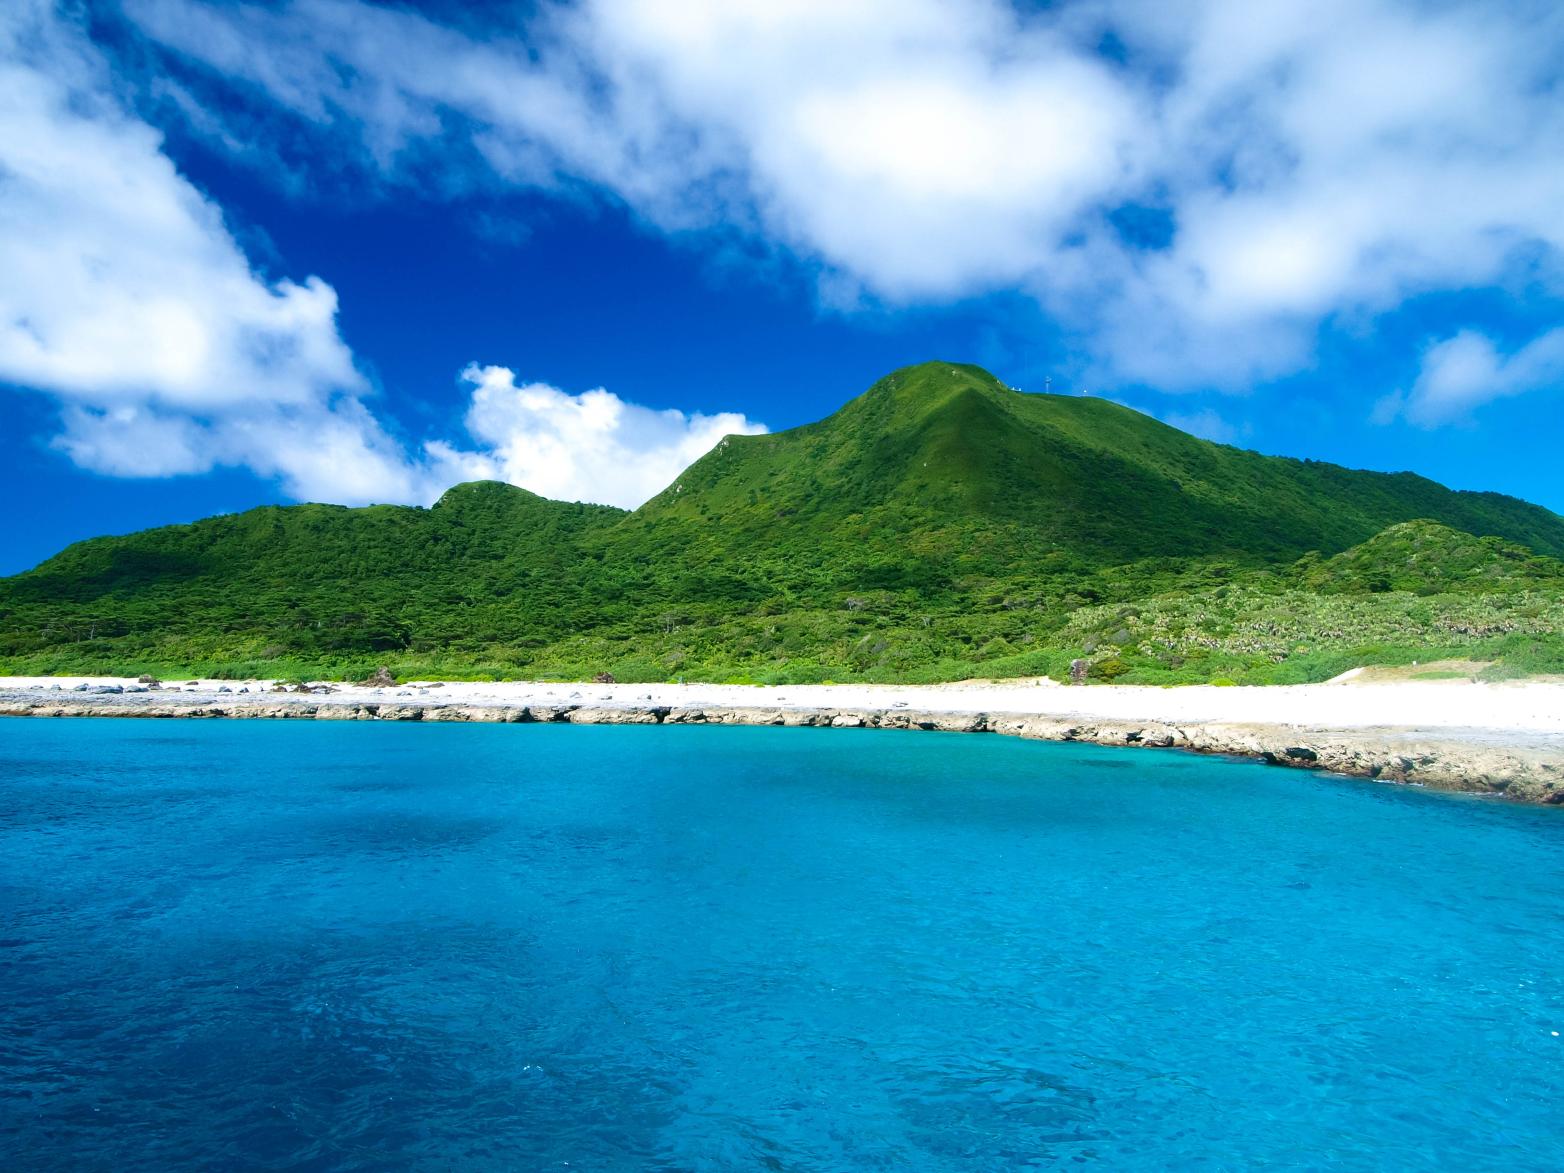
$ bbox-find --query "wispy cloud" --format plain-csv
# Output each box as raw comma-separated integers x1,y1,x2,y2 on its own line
1158,408,1246,446
1375,329,1564,426
121,0,1564,400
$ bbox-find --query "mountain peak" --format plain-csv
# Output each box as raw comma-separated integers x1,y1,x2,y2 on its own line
847,361,1014,414
634,361,1564,563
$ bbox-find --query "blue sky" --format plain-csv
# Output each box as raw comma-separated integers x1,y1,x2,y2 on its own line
3,0,1563,574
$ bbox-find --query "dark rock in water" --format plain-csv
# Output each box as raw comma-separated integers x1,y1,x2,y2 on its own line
1069,659,1090,685
137,674,160,686
218,686,232,693
72,683,90,691
593,672,616,684
89,685,124,694
363,666,397,688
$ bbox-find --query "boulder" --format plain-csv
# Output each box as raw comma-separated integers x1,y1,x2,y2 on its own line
362,666,397,688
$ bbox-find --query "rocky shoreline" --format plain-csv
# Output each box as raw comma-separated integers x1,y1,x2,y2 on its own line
3,686,1561,805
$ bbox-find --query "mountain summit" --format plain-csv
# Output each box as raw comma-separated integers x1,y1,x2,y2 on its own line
640,361,1564,562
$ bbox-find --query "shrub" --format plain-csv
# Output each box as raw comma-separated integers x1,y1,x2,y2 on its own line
1093,656,1130,681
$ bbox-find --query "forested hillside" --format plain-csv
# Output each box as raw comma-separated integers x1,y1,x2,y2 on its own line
4,363,1562,684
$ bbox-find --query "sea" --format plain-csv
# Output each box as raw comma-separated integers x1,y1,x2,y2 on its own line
2,719,1560,1170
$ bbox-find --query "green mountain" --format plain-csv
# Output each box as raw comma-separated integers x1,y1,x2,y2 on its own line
637,363,1564,562
3,362,1562,684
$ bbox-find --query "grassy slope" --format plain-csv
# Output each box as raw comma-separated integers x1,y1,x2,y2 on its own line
3,363,1562,683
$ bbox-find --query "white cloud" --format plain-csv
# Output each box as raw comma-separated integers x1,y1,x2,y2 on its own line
0,0,417,503
1381,329,1564,426
0,5,366,407
122,0,1564,401
1,2,760,509
1084,0,1564,389
425,366,768,509
10,0,1563,510
49,398,436,504
53,405,211,478
51,364,767,509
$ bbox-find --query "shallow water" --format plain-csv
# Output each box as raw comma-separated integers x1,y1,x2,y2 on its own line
1,720,1561,1170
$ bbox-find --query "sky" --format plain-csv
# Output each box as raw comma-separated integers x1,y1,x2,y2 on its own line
3,0,1563,574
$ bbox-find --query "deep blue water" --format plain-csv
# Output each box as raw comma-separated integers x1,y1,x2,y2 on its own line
1,721,1561,1170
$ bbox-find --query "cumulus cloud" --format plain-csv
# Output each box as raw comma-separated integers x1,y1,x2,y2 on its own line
425,366,768,509
0,0,417,503
121,0,1564,402
1376,329,1564,427
0,2,759,508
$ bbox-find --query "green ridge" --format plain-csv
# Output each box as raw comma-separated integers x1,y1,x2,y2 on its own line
3,361,1562,684
640,362,1564,561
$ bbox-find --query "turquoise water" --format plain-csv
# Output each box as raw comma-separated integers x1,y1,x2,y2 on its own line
1,721,1561,1170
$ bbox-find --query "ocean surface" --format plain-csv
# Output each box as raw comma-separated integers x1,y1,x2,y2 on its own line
1,720,1561,1170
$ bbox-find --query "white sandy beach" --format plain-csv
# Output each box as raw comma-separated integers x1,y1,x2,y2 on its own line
4,673,1561,743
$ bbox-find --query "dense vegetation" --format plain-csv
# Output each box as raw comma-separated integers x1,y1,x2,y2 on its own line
4,363,1562,684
